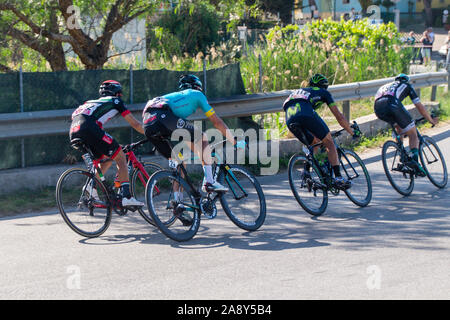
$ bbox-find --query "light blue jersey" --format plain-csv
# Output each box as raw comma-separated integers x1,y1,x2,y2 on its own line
143,89,215,119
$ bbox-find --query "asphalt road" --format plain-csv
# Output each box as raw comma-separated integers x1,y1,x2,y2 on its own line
0,125,449,300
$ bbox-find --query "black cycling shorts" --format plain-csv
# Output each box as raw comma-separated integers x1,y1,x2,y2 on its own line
143,108,198,159
70,115,120,160
374,97,414,133
286,109,330,145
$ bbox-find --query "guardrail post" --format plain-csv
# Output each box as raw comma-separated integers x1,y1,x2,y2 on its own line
431,85,437,101
129,64,134,143
258,54,263,92
19,65,25,168
203,59,207,96
416,88,421,98
342,100,351,122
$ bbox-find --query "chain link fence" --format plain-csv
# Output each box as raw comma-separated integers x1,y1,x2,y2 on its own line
0,63,247,170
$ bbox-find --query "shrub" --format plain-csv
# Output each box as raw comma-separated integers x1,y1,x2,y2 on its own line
240,18,413,94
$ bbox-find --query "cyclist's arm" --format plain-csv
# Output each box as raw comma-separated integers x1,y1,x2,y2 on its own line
198,92,235,144
329,104,354,135
324,90,353,135
409,86,437,125
414,101,438,125
208,113,236,145
124,113,145,135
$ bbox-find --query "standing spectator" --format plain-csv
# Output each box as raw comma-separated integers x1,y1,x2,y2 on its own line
350,8,357,21
405,31,420,64
428,27,435,45
310,4,316,20
420,30,432,65
406,31,416,44
445,31,450,68
443,10,449,31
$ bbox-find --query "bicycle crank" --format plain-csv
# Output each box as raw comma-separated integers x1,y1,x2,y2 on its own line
200,197,218,219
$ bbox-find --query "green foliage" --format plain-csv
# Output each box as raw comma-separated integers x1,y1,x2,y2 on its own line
152,1,221,55
241,18,412,94
147,35,242,71
241,19,412,133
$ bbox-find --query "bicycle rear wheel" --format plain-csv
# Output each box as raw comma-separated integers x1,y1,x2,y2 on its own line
420,136,448,189
381,140,414,196
340,149,372,207
217,165,266,231
288,153,328,216
56,168,111,238
146,170,200,241
130,162,164,226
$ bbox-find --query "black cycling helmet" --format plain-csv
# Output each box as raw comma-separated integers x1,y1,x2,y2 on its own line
309,73,329,89
395,73,410,83
99,80,123,97
179,74,203,91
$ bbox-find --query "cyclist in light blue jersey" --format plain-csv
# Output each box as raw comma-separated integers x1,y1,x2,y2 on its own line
143,74,245,194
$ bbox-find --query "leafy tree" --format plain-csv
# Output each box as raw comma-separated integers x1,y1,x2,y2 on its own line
0,0,258,71
155,1,221,55
374,0,395,13
259,0,295,25
423,0,432,27
0,0,158,70
358,0,374,12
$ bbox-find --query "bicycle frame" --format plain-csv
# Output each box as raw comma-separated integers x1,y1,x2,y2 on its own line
163,139,249,213
389,118,439,169
302,132,360,188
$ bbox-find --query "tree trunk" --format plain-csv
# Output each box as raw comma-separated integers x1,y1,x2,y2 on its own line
424,0,433,27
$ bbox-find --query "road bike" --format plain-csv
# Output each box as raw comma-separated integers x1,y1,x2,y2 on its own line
145,138,266,242
56,138,162,238
381,115,447,196
287,123,372,216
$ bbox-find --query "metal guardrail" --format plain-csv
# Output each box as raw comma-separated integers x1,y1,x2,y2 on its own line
0,71,447,140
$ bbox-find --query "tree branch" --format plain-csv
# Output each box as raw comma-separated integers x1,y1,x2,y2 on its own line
0,3,74,43
0,62,13,73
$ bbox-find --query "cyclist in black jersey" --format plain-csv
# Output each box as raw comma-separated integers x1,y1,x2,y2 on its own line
283,74,358,190
374,73,438,174
70,80,145,207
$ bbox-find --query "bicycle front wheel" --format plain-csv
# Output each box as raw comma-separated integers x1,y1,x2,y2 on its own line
218,165,266,231
56,168,111,238
381,140,414,196
340,149,372,207
130,161,164,226
288,153,328,216
420,136,448,188
146,170,200,242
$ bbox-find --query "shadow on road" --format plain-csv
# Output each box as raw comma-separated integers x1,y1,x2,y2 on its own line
75,169,448,252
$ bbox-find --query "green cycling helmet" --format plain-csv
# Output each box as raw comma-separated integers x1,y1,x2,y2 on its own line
309,73,329,89
395,73,410,83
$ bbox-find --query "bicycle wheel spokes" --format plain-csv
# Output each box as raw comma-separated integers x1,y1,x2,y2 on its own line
420,136,448,188
146,170,199,241
381,141,414,196
288,154,327,216
341,150,372,207
56,168,111,238
218,165,266,231
131,162,163,226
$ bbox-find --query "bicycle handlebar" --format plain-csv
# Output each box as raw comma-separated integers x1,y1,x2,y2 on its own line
331,121,361,138
122,139,149,153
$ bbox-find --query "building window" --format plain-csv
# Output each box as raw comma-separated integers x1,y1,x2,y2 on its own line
343,0,350,3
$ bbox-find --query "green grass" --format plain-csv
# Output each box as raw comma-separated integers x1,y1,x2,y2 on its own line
0,187,57,216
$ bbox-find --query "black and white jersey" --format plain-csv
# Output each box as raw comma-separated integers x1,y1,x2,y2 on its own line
375,81,420,104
